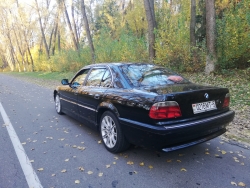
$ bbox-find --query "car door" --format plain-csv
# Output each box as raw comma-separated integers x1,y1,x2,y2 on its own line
77,67,112,126
60,69,90,118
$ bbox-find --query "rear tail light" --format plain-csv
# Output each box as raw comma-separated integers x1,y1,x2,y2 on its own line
149,101,182,119
223,93,230,108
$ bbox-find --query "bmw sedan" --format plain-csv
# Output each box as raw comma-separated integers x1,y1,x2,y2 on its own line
54,63,235,153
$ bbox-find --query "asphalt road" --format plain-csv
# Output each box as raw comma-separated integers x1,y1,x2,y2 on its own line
0,74,249,188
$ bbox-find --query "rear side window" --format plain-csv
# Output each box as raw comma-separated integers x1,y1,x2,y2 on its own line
86,68,111,87
119,64,189,87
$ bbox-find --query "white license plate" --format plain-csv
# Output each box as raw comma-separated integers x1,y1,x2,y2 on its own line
192,100,217,114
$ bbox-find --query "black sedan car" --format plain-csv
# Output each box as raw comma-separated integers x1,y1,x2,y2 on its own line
54,63,235,153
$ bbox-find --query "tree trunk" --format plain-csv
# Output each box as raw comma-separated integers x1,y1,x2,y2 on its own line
81,0,95,63
205,0,216,74
144,0,156,63
190,0,196,47
64,0,78,51
71,0,79,48
35,0,50,59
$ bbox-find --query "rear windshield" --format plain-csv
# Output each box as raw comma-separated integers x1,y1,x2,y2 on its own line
119,64,189,87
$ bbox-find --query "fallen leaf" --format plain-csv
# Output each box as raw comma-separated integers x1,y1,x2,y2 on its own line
231,182,237,186
206,143,210,145
37,168,44,171
33,140,37,143
114,157,119,160
98,140,102,144
81,142,84,144
240,163,244,165
22,142,26,145
51,174,56,177
77,146,86,150
61,169,67,173
72,145,77,148
98,173,103,177
75,180,80,184
177,160,181,162
106,164,111,168
30,160,34,163
73,156,76,158
235,160,240,162
148,165,153,169
78,167,84,171
127,161,134,165
238,182,246,187
179,154,184,156
167,159,172,163
221,150,227,154
139,162,144,166
87,171,93,175
134,171,138,174
65,159,69,162
31,148,35,151
180,168,187,172
113,162,116,165
205,152,210,155
233,157,238,160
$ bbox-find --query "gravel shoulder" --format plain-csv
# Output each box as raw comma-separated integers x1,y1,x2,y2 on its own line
5,73,250,148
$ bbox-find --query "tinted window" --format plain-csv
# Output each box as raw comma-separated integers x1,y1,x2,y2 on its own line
100,69,112,87
72,69,90,86
86,68,106,87
119,64,189,87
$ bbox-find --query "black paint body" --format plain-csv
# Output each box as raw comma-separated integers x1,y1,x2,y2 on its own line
54,63,235,151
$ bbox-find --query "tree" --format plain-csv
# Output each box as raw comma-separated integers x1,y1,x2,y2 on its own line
144,0,156,63
81,0,95,63
205,0,216,74
35,0,50,60
190,0,196,47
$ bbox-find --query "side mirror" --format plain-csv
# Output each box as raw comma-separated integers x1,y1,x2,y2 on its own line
61,79,69,85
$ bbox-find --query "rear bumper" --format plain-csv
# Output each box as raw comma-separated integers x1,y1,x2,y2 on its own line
119,110,235,151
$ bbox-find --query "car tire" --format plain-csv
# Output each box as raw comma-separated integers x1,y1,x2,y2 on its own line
55,94,63,115
100,111,130,153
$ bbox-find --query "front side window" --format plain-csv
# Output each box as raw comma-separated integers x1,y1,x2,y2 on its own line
119,64,189,87
71,69,90,87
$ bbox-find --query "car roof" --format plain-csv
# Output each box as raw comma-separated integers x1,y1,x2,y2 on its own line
83,62,151,69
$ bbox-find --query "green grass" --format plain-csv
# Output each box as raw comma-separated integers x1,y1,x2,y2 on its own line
5,71,75,81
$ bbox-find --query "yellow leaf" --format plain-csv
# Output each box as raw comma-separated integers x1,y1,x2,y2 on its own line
75,180,80,184
127,161,134,165
98,140,102,144
148,165,153,169
114,157,119,160
98,173,103,177
139,162,144,166
134,171,138,174
235,160,239,162
113,162,116,165
65,159,69,162
106,164,111,168
221,150,227,154
205,152,210,155
238,182,246,187
231,182,237,186
177,160,181,162
167,159,172,163
87,171,93,175
61,169,67,173
72,145,77,148
51,174,56,177
180,168,187,172
37,168,44,171
78,167,84,171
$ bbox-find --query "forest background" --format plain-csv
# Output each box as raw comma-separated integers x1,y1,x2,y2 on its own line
0,0,250,74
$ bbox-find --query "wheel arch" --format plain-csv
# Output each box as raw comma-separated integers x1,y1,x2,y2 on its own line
96,102,120,129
